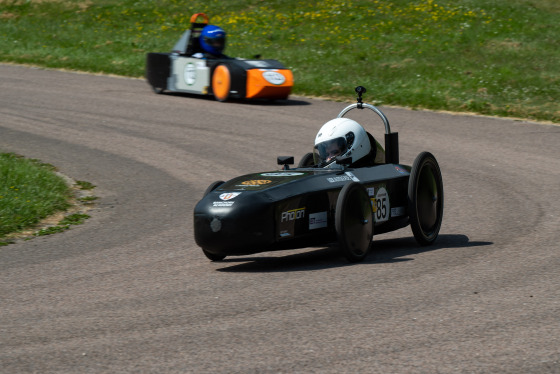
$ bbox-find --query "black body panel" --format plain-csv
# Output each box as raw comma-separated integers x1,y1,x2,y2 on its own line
146,53,171,90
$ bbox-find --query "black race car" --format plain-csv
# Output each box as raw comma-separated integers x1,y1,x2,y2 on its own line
146,13,293,101
193,87,444,262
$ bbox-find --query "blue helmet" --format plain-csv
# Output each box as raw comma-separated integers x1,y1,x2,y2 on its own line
200,25,226,55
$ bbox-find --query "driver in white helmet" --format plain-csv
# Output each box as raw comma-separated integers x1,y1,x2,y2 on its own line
313,117,385,168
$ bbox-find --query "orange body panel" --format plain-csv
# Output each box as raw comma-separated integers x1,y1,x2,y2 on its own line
246,69,294,99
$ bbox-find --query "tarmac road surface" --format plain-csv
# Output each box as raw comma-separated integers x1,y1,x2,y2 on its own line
1,64,559,373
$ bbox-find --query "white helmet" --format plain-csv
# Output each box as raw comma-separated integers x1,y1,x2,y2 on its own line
313,118,371,168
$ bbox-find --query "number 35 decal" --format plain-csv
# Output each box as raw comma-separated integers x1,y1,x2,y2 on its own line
374,187,390,223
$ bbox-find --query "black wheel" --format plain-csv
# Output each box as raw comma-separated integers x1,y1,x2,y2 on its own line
203,181,224,197
151,85,165,94
201,180,226,261
202,248,226,262
408,152,444,245
335,182,374,262
298,152,315,167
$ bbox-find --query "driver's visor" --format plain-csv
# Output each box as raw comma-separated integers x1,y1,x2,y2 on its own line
204,36,225,49
313,137,348,165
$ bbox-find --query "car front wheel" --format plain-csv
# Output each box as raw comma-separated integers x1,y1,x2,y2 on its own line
335,182,374,262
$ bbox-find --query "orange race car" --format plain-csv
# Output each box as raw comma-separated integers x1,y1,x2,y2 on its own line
146,13,294,101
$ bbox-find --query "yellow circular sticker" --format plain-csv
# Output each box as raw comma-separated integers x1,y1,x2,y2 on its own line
241,179,272,186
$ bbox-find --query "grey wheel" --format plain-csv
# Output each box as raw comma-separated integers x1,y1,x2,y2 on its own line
201,180,226,261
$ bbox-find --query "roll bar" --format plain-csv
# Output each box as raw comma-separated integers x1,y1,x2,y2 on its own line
337,103,391,135
337,86,399,164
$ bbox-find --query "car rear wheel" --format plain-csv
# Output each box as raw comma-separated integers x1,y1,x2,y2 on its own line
203,180,224,198
335,182,374,262
408,152,444,245
201,180,226,261
298,152,315,167
151,85,165,94
212,64,231,102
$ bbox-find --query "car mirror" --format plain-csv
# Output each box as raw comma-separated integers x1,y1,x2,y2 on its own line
277,156,294,165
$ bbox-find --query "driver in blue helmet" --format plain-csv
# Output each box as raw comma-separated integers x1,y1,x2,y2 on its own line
193,25,229,59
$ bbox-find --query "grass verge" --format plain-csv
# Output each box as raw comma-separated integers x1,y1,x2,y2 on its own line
0,153,95,245
0,0,558,123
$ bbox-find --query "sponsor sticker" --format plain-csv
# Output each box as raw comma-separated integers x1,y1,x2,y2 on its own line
327,175,351,183
309,212,328,230
345,171,360,182
279,230,291,238
326,172,360,183
281,207,305,222
213,201,234,207
262,71,286,85
241,179,272,186
219,192,241,201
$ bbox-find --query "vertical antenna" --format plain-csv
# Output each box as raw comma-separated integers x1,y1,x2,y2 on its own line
355,86,366,109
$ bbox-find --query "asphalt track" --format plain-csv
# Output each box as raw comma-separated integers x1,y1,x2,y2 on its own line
1,64,559,373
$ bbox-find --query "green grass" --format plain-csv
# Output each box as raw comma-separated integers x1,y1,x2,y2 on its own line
0,153,93,242
75,180,96,190
1,0,558,122
34,213,91,237
0,153,71,238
